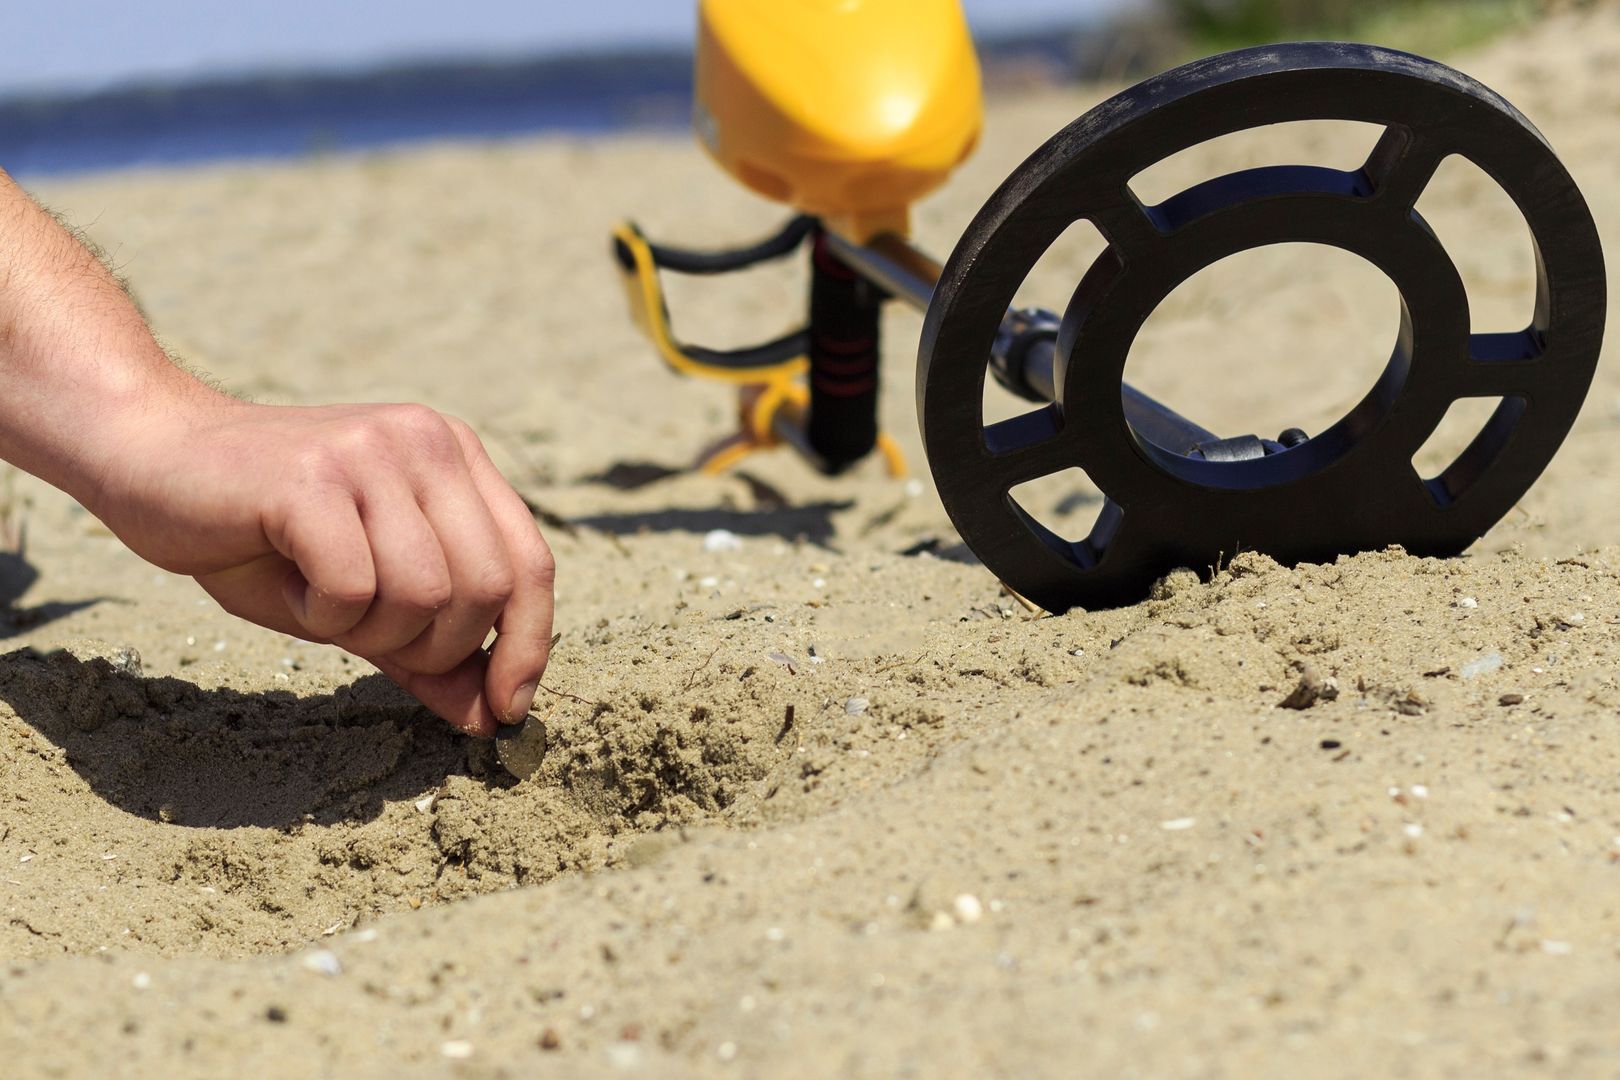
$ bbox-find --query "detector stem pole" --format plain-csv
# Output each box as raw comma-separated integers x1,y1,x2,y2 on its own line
824,230,1218,456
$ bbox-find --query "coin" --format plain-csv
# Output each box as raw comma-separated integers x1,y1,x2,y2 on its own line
494,714,549,780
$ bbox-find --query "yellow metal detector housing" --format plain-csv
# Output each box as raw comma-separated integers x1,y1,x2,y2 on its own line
695,0,983,242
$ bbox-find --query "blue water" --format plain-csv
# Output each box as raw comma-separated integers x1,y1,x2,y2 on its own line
0,51,695,177
0,30,1096,178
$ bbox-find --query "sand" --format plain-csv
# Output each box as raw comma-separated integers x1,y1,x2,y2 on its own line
3,11,1620,1077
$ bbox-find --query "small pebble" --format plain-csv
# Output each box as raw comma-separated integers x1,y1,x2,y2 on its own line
1499,693,1525,707
300,949,343,977
606,1041,644,1069
953,894,984,924
717,1041,739,1062
1160,817,1197,831
1404,823,1424,838
703,529,743,553
132,972,151,990
1542,940,1573,956
1457,596,1479,609
1461,652,1505,680
440,1041,474,1060
540,1029,561,1051
844,697,869,716
1279,664,1338,710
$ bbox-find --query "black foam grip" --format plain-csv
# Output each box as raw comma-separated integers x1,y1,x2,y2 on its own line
807,232,882,473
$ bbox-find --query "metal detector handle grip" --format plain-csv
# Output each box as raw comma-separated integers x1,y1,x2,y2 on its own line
806,231,883,473
611,218,813,384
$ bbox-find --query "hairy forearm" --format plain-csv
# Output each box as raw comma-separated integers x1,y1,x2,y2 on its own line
0,169,554,733
0,168,229,514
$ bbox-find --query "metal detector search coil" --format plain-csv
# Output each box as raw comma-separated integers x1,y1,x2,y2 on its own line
613,8,1605,614
922,43,1605,611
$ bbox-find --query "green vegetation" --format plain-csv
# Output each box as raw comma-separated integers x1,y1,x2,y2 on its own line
1163,0,1546,57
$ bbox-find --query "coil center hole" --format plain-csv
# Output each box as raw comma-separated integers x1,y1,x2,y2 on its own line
1124,243,1399,450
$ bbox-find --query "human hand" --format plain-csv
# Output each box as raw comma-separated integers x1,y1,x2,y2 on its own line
91,397,554,736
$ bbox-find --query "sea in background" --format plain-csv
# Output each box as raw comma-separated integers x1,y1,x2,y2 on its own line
0,23,1161,177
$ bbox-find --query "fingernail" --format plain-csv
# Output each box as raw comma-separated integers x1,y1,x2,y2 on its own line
505,680,538,724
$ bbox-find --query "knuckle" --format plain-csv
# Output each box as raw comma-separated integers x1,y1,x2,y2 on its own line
395,579,453,618
334,626,404,661
528,544,557,590
466,562,517,610
290,443,346,488
316,578,375,611
443,414,479,446
322,406,458,475
389,401,443,432
387,404,459,463
333,418,393,461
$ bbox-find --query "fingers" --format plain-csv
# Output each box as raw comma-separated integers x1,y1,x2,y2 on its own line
268,488,376,640
286,407,554,737
329,485,455,660
449,422,556,723
372,652,499,737
382,459,515,679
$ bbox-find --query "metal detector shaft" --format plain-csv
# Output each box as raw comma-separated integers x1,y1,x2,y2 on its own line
824,231,1218,456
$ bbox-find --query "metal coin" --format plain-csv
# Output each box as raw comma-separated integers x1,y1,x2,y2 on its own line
494,714,549,780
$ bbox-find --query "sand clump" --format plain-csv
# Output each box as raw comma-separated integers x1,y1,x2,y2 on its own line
2,10,1620,1077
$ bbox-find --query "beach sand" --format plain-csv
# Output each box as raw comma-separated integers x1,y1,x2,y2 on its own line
3,11,1620,1076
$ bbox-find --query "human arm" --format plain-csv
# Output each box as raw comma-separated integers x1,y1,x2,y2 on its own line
0,167,553,735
